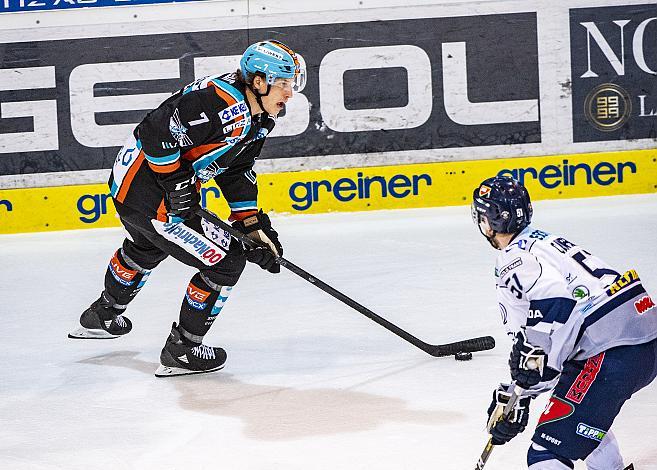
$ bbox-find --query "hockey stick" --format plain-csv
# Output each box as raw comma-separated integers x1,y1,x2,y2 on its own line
475,382,526,470
198,208,495,357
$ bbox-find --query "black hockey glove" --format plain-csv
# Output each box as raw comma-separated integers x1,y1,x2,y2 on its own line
509,329,546,388
486,384,531,445
232,210,283,274
158,162,200,220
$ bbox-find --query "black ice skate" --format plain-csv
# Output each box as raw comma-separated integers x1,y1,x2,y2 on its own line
155,323,227,377
68,292,132,339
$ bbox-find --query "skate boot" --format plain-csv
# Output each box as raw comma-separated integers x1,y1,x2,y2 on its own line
68,291,132,339
155,322,227,377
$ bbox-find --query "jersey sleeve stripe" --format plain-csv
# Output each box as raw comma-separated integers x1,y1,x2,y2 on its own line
148,160,181,174
575,284,646,344
144,150,180,165
228,200,258,210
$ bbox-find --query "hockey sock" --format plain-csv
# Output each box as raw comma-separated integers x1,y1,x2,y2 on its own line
178,272,233,341
585,431,624,470
104,249,152,307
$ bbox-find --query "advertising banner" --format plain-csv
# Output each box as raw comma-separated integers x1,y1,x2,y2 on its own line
1,149,654,234
0,0,203,14
570,3,657,142
0,12,540,177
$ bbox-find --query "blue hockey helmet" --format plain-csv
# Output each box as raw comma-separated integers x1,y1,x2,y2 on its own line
471,175,532,236
240,40,306,92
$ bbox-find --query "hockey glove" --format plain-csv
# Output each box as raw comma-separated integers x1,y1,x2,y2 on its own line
232,210,283,274
486,384,531,445
509,329,546,388
158,162,200,220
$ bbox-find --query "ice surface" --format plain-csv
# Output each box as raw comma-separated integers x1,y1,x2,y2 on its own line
1,194,656,470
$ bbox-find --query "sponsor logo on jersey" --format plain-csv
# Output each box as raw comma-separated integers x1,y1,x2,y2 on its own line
499,257,523,277
223,119,250,134
528,309,543,319
537,397,575,427
606,269,640,296
576,423,606,442
572,286,590,300
220,101,248,124
185,282,211,310
539,433,562,446
224,136,243,146
635,295,655,315
169,108,193,147
565,352,605,404
153,221,225,266
108,252,137,286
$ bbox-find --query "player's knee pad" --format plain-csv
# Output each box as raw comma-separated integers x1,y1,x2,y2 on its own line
585,431,624,470
121,238,167,270
104,249,152,305
528,443,574,469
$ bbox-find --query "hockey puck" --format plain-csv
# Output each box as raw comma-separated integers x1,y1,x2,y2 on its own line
454,351,473,361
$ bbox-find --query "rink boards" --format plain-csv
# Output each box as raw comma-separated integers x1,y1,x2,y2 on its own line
0,149,654,234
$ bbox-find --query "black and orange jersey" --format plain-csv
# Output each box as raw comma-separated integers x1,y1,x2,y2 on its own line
109,72,275,221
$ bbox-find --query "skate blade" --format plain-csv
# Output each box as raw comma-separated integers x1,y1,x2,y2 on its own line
154,364,224,378
68,326,120,339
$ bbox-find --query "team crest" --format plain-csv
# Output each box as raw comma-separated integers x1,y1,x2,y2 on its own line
479,185,492,197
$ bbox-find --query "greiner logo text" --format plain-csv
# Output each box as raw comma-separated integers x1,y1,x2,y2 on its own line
289,172,432,211
498,160,636,189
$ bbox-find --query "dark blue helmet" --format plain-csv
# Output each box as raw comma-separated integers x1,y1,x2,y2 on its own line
471,175,532,234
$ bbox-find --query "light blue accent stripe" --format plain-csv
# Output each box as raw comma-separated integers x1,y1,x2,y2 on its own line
210,79,245,104
144,150,180,165
193,145,233,172
110,181,119,197
228,200,257,210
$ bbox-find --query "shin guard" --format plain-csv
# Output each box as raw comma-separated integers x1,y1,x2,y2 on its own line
178,272,233,340
105,249,152,307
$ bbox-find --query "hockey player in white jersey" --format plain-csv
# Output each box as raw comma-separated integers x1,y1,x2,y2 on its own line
471,175,657,469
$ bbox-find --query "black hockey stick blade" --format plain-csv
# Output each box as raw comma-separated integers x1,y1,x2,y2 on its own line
197,208,495,357
427,336,496,357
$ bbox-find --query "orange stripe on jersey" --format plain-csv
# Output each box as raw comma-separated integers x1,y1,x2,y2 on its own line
211,82,238,106
183,142,226,161
230,115,244,138
156,200,168,222
116,151,145,204
148,160,181,174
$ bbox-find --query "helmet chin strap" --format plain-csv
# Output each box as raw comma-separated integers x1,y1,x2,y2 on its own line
249,83,272,114
485,231,501,250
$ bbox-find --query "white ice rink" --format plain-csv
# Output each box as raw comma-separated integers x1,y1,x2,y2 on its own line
2,194,657,470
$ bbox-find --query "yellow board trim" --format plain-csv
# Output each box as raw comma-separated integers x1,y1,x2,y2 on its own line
1,150,656,234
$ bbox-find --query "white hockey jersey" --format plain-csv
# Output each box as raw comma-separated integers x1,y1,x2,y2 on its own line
495,225,657,390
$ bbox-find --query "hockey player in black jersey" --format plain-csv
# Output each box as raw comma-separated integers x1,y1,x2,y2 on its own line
69,40,307,377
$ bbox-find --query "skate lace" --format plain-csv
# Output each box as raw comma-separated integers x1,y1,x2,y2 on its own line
191,344,216,360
